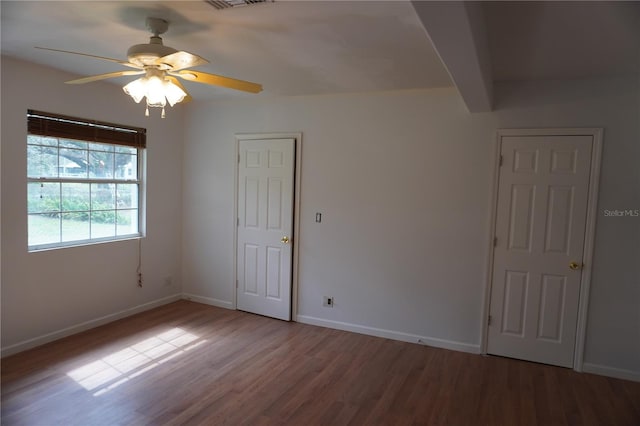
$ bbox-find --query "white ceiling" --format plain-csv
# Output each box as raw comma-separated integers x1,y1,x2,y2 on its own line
485,1,640,82
0,0,451,100
1,1,639,103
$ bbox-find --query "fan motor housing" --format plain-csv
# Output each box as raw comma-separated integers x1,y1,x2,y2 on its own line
127,38,177,67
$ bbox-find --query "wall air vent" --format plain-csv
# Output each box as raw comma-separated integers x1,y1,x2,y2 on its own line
204,0,272,10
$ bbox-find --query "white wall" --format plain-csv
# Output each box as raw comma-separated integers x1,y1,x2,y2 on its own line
182,76,639,375
494,78,640,376
2,55,637,378
183,88,497,353
497,78,640,380
1,57,183,353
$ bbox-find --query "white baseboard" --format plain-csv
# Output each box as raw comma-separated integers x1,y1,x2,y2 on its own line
1,294,182,358
582,363,640,383
181,293,233,310
296,314,480,354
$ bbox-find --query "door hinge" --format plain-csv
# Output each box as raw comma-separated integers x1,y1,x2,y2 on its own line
236,280,239,288
488,315,492,326
499,155,503,166
238,153,240,163
493,236,498,247
237,217,240,226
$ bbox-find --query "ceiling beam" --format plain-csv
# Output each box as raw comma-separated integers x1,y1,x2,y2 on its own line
412,1,493,113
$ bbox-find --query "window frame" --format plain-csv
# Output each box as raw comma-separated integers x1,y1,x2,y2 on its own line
27,110,146,251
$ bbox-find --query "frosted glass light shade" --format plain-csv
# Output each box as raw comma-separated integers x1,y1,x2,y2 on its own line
164,80,187,106
122,72,187,110
145,75,167,107
122,78,146,103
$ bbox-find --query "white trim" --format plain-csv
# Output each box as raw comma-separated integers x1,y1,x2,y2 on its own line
582,363,640,383
573,128,603,372
139,147,148,237
482,128,603,372
297,315,481,354
291,137,303,320
1,293,181,358
181,293,233,309
233,140,239,310
494,128,602,137
233,132,303,321
480,132,502,354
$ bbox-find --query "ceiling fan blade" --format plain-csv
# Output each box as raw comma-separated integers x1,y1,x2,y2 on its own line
156,51,209,72
35,47,142,69
66,70,144,85
166,76,193,103
174,70,262,94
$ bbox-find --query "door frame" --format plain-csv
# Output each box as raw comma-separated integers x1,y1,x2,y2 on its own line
480,128,603,371
232,132,303,320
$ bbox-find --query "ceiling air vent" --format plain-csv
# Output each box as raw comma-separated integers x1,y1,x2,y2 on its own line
204,0,272,10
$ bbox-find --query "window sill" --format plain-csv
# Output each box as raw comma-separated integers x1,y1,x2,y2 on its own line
28,234,144,253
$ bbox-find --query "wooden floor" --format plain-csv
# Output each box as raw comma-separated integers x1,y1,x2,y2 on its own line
2,301,639,426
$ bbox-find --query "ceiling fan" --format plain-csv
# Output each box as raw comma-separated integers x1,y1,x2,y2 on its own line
36,17,263,117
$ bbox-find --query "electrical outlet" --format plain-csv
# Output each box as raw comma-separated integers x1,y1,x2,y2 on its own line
323,296,333,307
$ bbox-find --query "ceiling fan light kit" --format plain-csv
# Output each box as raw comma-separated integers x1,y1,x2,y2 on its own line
37,17,263,118
122,68,187,118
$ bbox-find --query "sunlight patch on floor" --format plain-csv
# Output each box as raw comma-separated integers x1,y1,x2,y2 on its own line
66,327,206,396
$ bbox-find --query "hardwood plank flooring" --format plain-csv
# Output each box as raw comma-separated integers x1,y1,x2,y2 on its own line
2,301,639,425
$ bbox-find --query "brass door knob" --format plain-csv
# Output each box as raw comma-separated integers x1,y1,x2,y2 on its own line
281,236,290,244
569,261,582,270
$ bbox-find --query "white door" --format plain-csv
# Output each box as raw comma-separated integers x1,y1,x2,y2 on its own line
236,138,295,321
487,134,593,367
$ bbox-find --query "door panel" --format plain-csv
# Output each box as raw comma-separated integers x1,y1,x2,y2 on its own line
502,270,528,336
237,138,295,321
244,177,260,228
488,135,592,368
508,184,535,251
267,178,283,229
243,244,259,295
537,274,565,341
266,246,282,299
544,186,574,254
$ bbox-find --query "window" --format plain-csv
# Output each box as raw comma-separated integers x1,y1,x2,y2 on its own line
27,110,146,250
